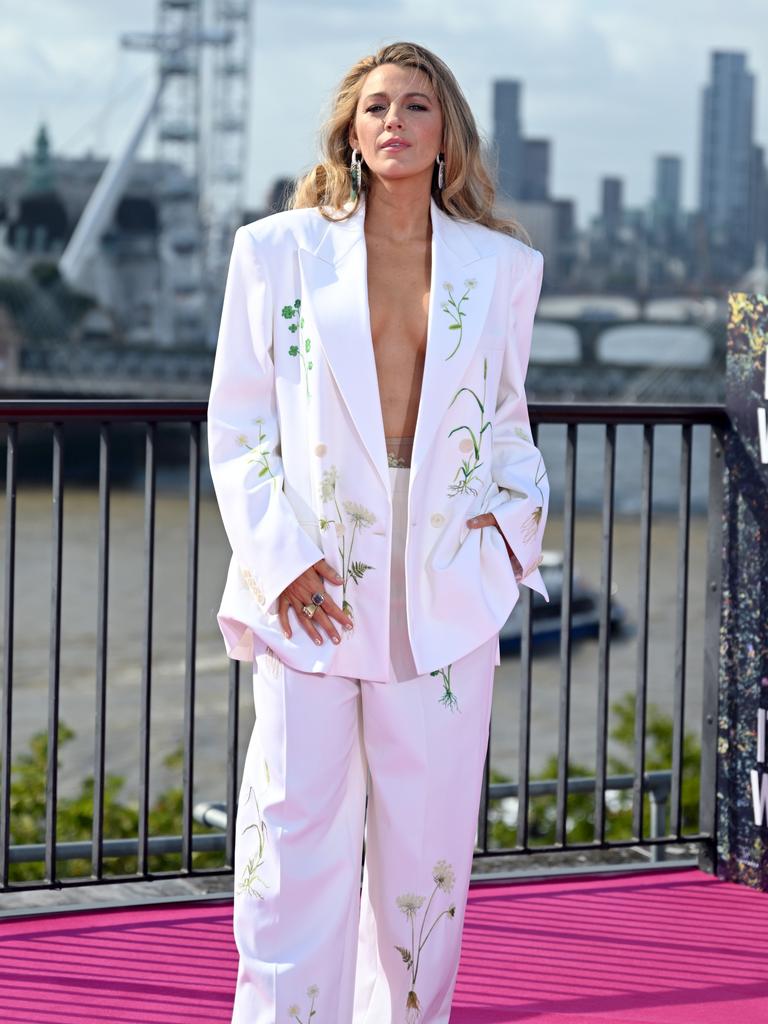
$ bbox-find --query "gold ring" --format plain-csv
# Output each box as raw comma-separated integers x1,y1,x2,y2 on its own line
302,604,316,618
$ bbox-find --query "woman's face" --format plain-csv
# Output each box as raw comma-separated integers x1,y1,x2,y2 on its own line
349,63,444,190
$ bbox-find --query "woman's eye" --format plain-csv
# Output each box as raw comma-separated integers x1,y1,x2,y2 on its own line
364,104,428,113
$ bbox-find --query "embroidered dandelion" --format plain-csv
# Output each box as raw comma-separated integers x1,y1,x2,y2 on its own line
432,860,455,892
318,467,375,618
441,278,477,359
394,860,458,1022
397,893,426,918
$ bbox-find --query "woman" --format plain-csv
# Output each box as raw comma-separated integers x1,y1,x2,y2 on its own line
208,40,549,1024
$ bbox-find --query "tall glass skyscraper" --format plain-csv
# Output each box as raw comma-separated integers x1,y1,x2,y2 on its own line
699,51,755,267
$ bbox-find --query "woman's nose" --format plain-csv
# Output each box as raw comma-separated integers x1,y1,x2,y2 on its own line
385,107,404,129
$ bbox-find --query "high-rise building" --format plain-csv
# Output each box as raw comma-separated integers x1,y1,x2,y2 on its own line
651,155,682,242
493,80,523,200
699,51,755,268
520,139,550,201
601,177,623,241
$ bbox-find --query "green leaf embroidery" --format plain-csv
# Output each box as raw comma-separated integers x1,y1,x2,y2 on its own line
284,297,312,399
430,664,459,711
446,357,490,497
441,278,477,359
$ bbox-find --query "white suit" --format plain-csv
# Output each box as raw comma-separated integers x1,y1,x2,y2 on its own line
208,195,549,682
207,194,549,1022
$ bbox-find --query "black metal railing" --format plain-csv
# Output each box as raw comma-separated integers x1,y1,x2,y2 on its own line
0,400,728,894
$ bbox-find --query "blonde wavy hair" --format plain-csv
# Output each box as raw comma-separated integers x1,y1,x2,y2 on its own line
290,41,531,244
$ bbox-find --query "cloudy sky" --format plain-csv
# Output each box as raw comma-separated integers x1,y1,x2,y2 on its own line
2,0,766,228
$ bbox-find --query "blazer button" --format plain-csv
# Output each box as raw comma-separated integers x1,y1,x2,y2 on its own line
430,512,446,528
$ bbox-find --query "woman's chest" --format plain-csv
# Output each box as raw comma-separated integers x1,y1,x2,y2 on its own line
366,243,431,375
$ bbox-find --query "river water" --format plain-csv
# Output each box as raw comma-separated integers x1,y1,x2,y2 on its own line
0,420,714,807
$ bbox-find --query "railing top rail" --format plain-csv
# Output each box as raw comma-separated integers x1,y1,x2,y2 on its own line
0,400,729,427
0,400,208,422
531,402,729,427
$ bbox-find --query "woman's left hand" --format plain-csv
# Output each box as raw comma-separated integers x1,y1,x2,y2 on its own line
467,513,523,580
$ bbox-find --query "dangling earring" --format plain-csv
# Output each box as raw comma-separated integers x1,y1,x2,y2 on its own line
436,152,445,190
350,148,363,200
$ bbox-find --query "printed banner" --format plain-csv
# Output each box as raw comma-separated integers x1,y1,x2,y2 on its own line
717,292,768,887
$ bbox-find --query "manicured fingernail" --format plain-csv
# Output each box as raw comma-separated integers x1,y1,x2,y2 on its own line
332,636,340,644
344,622,353,630
335,574,343,582
315,637,322,645
284,630,290,638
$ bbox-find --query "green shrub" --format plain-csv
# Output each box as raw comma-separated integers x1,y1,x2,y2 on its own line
8,722,224,883
488,692,702,849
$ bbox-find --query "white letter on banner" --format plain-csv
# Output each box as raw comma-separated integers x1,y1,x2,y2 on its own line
759,709,766,763
751,769,768,826
759,408,768,464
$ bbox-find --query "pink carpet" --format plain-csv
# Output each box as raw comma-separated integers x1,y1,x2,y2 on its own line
0,867,766,1023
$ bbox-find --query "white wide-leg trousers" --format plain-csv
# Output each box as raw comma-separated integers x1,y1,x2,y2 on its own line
230,467,499,1024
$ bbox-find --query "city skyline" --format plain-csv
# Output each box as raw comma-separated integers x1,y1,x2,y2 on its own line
2,0,768,229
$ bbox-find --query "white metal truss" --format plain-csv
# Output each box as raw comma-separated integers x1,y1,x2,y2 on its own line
204,0,253,285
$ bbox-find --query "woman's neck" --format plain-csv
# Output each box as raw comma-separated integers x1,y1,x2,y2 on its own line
363,186,432,245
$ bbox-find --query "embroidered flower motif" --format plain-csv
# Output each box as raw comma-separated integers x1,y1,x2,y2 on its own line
342,500,376,527
283,297,314,399
388,451,408,467
319,466,340,502
514,426,532,443
441,278,477,359
433,860,456,892
447,357,490,498
287,985,319,1021
318,466,375,618
397,893,426,918
394,860,458,1022
429,664,459,711
520,456,548,542
238,419,276,487
240,567,266,606
237,786,269,899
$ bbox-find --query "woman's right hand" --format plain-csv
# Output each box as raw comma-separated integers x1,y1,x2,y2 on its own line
277,559,355,646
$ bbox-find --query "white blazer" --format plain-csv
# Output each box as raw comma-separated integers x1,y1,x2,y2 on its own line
207,194,549,682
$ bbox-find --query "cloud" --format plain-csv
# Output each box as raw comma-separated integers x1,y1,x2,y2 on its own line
1,0,766,227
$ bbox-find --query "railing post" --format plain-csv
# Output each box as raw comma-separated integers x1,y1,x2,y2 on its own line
699,425,724,874
714,292,768,887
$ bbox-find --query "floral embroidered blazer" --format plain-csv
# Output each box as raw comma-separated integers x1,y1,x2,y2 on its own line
207,194,549,682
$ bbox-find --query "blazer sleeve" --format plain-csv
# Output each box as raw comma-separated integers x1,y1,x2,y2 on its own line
489,246,550,596
207,226,324,616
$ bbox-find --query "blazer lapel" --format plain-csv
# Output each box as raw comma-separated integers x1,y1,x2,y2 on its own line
411,198,498,479
298,200,391,494
297,194,498,496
